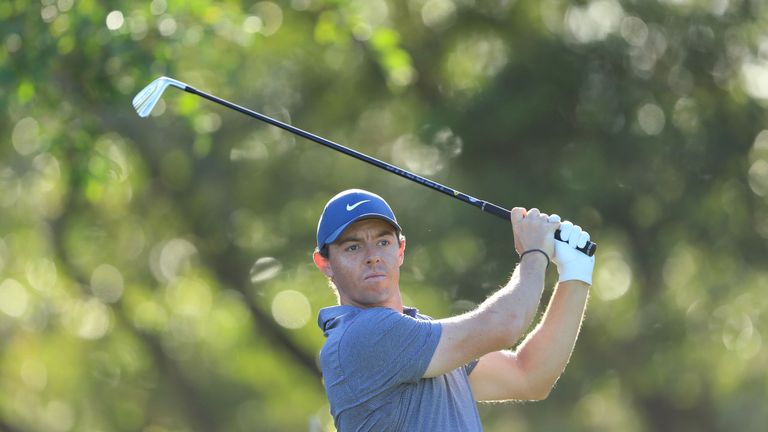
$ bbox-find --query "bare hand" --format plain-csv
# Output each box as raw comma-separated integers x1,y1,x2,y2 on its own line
510,207,559,258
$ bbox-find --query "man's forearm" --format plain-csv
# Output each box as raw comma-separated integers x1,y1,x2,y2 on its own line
513,281,589,396
476,253,549,347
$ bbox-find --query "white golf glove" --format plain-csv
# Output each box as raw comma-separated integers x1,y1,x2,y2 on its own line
548,215,595,285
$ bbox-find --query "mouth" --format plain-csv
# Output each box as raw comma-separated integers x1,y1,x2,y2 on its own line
364,273,387,281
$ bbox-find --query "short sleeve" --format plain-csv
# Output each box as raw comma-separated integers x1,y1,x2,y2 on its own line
338,308,442,393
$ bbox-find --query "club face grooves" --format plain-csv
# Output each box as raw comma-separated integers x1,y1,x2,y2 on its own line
131,77,185,118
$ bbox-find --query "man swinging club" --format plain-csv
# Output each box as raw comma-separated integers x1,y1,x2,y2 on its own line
313,189,595,431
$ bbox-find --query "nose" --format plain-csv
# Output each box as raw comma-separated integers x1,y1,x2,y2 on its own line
365,249,382,265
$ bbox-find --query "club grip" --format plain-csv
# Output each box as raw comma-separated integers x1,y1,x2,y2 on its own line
481,202,597,257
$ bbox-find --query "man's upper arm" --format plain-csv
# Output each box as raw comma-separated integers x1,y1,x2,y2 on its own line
424,312,519,379
467,351,538,401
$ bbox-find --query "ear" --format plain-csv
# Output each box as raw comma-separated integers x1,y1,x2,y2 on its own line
397,236,406,266
313,250,333,278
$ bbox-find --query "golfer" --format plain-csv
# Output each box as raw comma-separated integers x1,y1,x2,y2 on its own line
313,189,595,431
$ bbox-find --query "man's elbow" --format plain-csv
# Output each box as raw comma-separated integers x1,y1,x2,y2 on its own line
485,310,531,349
495,384,552,402
523,377,558,401
526,386,553,401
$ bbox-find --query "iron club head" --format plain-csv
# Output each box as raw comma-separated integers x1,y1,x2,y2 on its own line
132,76,187,118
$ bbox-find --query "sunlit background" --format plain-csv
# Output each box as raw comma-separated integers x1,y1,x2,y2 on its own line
2,0,767,431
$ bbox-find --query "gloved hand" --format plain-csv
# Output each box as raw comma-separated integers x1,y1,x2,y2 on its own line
548,215,595,285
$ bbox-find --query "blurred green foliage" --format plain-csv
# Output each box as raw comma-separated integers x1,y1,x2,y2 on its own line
1,0,767,431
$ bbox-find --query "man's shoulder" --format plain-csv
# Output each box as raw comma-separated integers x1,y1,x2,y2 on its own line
317,305,361,327
318,307,412,374
318,305,405,337
321,305,400,327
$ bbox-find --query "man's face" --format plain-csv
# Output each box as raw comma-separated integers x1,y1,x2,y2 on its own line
314,218,405,309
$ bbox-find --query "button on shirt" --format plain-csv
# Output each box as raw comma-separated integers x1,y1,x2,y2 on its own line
318,305,482,431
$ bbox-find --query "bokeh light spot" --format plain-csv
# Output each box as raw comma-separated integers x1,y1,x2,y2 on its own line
41,5,58,23
250,257,283,284
565,0,625,44
433,127,463,158
271,290,311,329
391,134,443,176
150,0,167,15
90,264,125,303
754,130,768,151
57,0,74,12
106,10,124,31
129,13,148,40
719,310,762,360
12,117,41,156
26,258,58,293
672,97,699,133
166,277,213,317
637,103,665,135
33,153,62,192
158,15,177,37
152,238,198,283
43,400,74,432
594,253,632,301
421,0,456,29
620,16,648,47
748,159,768,197
243,15,263,34
253,2,283,36
741,60,768,101
0,279,29,318
74,299,111,340
5,33,22,52
442,34,508,96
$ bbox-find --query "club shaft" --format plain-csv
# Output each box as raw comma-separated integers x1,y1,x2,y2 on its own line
182,85,596,256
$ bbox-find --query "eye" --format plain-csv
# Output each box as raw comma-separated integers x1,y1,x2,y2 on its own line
345,244,360,252
377,239,391,247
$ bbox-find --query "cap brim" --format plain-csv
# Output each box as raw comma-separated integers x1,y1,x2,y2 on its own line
322,214,401,248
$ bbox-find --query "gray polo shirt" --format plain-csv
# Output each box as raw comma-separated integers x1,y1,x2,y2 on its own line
317,305,482,431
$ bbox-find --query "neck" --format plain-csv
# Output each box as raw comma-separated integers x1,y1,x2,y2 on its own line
340,292,404,313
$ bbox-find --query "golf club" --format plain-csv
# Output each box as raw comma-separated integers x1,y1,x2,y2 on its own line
133,76,597,256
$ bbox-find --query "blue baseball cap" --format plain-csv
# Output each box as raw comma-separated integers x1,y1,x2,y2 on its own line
316,189,401,251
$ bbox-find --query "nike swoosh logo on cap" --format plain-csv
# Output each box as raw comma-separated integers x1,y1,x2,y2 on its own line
346,200,370,211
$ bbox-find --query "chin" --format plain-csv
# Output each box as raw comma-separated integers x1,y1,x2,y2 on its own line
340,280,398,307
359,293,389,306
356,289,392,307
